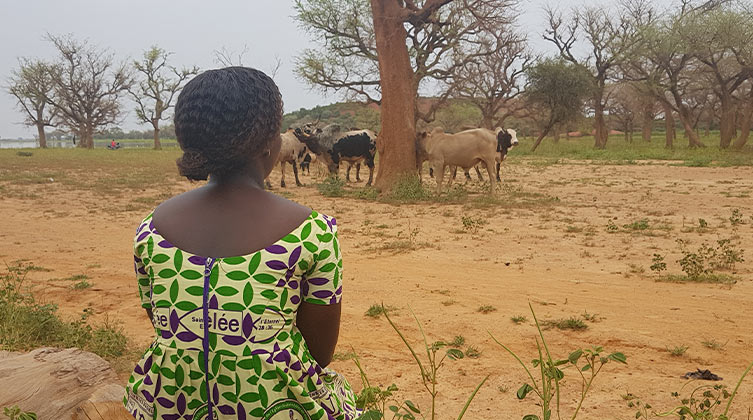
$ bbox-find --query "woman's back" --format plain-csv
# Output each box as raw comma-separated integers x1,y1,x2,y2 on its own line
123,67,359,420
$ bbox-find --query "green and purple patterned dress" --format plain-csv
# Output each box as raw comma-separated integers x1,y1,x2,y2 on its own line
124,211,360,420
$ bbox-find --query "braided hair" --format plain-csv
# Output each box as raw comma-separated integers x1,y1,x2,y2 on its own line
174,67,283,181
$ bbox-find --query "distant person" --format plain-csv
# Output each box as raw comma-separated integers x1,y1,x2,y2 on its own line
110,139,117,148
123,67,360,420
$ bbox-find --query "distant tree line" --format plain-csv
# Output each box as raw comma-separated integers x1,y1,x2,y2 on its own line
7,37,196,149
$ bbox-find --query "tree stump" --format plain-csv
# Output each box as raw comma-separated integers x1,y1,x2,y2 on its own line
0,348,131,420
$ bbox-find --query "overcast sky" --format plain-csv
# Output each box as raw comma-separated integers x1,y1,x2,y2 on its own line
0,0,670,139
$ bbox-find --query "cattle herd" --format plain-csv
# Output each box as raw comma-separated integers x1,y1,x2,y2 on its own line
266,124,518,193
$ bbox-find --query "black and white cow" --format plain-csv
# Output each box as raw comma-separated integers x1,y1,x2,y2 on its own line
293,123,377,186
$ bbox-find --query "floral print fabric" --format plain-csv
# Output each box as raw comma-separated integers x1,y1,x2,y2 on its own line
124,211,360,420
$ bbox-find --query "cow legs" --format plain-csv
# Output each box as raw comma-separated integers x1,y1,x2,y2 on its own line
355,163,362,182
465,168,473,182
475,165,484,181
434,161,446,193
496,161,501,182
365,154,375,186
293,161,303,187
280,162,286,188
483,158,496,194
345,163,353,182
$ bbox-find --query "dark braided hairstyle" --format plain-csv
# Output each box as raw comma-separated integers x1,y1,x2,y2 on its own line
174,67,283,181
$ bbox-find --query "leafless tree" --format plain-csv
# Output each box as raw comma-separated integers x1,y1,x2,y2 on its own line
450,29,533,129
7,59,57,148
544,4,640,149
44,34,131,148
129,46,199,150
214,45,250,67
295,0,518,122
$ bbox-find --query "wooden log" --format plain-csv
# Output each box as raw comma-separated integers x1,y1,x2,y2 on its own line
0,348,130,420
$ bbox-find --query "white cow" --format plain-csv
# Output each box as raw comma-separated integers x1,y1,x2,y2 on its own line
266,130,309,188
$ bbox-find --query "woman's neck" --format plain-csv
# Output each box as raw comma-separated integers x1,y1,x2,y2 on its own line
208,168,266,190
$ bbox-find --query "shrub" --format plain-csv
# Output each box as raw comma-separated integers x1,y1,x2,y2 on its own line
0,262,128,360
316,176,346,197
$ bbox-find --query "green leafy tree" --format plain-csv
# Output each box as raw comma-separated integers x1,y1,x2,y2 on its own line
526,59,594,151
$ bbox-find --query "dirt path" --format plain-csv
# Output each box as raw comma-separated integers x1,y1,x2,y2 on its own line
2,160,752,419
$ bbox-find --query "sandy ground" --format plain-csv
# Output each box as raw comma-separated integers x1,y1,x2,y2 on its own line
2,159,752,419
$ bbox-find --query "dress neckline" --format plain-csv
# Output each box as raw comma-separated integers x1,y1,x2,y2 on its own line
141,210,318,260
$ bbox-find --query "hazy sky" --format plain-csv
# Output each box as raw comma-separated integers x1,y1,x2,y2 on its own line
0,0,661,139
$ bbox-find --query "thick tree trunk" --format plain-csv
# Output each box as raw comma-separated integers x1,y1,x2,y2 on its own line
553,127,560,143
36,123,47,149
719,96,735,149
663,102,675,149
78,127,94,149
669,89,704,148
678,107,704,148
153,120,162,150
371,0,417,191
733,101,752,150
593,100,608,149
642,105,653,142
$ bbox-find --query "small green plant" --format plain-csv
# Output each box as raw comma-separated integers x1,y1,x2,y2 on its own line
492,303,627,420
465,346,482,359
675,238,745,280
365,304,397,318
385,176,432,203
667,345,689,357
449,335,465,347
581,311,601,323
478,305,497,314
701,339,727,351
543,317,588,331
461,215,488,233
332,351,357,361
623,218,650,231
71,278,92,290
355,305,488,420
2,406,37,420
729,209,744,226
698,218,708,228
650,254,667,273
511,315,528,324
316,176,346,197
628,359,753,419
606,220,619,233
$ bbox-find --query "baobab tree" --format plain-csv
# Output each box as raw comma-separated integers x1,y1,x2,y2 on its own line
7,59,57,148
296,0,517,190
45,34,131,149
129,46,198,150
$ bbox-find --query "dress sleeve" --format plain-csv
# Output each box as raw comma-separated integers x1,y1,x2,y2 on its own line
302,216,343,305
134,216,153,310
134,243,152,309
